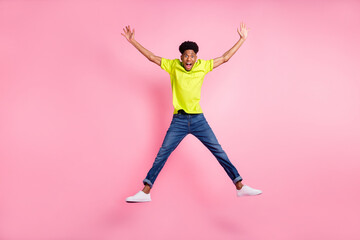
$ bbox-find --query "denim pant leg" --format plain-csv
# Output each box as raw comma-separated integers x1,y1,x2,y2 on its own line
191,114,243,184
143,116,188,188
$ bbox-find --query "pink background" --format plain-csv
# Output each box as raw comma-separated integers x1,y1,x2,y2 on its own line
1,0,360,239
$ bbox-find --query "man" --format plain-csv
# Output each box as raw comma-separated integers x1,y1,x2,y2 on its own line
122,23,262,203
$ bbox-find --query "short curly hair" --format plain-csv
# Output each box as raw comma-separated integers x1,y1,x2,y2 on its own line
179,41,199,54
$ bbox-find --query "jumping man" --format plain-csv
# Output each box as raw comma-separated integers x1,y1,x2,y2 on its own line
122,23,262,202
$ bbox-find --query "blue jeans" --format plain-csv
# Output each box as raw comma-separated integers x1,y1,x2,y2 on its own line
143,113,242,188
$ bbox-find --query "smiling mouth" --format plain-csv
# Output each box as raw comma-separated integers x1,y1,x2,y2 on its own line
185,63,192,68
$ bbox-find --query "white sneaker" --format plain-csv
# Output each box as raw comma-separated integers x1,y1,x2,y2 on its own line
126,191,151,203
237,185,262,197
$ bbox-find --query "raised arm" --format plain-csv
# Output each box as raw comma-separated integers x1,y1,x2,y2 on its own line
213,22,249,69
121,25,162,66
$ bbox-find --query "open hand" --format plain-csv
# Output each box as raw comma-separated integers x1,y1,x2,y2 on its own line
237,22,249,40
121,25,135,42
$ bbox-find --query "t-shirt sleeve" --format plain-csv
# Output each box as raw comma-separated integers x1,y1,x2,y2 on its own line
204,59,214,74
160,58,174,73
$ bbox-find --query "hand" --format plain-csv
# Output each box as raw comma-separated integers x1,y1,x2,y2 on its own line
121,25,135,42
237,22,249,40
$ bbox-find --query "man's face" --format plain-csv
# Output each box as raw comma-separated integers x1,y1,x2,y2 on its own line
181,49,197,71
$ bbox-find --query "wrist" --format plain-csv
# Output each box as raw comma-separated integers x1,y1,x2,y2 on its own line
129,38,136,45
239,37,246,42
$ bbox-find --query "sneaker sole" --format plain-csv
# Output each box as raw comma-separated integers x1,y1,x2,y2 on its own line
126,199,151,203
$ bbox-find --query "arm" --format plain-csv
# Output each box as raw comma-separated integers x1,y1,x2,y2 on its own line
121,25,162,66
213,22,249,69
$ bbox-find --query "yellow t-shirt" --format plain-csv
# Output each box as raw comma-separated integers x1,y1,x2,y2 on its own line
161,58,214,114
